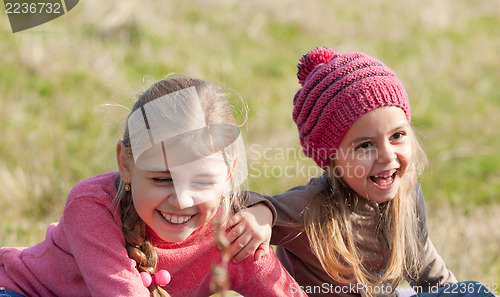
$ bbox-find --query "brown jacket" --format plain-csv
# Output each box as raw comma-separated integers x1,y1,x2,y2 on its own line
254,172,457,296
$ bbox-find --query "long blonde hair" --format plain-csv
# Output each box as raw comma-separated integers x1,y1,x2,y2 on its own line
114,77,244,296
304,126,427,294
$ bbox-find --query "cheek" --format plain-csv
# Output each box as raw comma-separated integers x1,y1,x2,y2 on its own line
397,144,413,170
330,164,359,191
130,192,150,223
334,155,373,179
131,183,170,208
198,198,222,217
192,183,227,203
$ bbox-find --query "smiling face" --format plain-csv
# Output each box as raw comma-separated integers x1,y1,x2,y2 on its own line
331,106,413,203
118,143,231,242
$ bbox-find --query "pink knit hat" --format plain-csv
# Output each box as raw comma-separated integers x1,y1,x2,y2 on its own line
293,47,411,169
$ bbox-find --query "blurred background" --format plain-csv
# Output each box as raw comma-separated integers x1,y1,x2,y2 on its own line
1,0,499,285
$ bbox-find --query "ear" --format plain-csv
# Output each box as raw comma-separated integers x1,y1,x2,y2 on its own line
116,141,133,183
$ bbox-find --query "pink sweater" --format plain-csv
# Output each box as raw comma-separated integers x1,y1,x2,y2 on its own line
0,172,305,297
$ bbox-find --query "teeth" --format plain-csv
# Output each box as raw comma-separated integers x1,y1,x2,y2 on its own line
373,170,396,179
371,170,397,186
160,212,192,224
377,179,393,186
374,173,393,178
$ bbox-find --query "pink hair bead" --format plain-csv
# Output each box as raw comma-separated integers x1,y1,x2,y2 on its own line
154,269,171,286
139,270,171,287
140,271,152,287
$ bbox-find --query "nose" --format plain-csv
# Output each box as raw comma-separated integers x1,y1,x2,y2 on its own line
377,141,396,164
169,187,195,209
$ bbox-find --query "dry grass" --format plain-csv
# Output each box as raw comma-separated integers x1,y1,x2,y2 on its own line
427,203,500,284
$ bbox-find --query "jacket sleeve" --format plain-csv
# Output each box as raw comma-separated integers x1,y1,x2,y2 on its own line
241,191,278,226
408,238,458,291
259,173,330,245
407,185,458,291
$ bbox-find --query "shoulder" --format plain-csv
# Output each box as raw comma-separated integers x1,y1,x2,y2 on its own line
61,172,121,226
66,172,119,206
58,172,123,240
278,171,331,200
304,171,330,193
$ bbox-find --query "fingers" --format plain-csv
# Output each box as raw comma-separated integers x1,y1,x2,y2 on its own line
226,211,242,229
224,213,245,244
254,242,270,261
223,208,272,263
229,231,254,263
230,232,269,264
226,214,252,263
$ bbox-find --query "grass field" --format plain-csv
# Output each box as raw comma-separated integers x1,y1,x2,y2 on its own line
1,0,499,289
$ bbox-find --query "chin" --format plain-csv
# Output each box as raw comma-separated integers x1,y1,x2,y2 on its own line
362,189,398,204
374,195,396,203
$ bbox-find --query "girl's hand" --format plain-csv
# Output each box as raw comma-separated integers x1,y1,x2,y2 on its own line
224,203,273,263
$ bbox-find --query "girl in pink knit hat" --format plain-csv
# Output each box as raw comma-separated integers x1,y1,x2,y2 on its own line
0,77,306,297
243,47,495,297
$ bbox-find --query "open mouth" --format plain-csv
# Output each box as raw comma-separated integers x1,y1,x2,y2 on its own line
159,211,194,225
370,170,397,187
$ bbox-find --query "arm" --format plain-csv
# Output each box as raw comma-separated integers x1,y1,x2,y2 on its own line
61,195,150,297
226,172,329,258
263,172,330,245
265,172,330,225
225,173,329,262
409,238,457,291
224,191,276,263
225,203,273,263
407,184,457,291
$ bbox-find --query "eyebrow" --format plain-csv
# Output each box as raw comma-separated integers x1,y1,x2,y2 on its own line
148,171,172,176
193,174,219,180
350,124,408,145
350,136,372,145
159,170,223,179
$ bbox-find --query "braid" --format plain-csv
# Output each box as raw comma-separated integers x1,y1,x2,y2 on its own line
116,179,171,297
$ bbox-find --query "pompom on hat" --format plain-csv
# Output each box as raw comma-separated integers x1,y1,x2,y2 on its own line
293,47,412,169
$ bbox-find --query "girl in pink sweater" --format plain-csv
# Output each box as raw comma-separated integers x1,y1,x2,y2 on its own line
0,77,305,297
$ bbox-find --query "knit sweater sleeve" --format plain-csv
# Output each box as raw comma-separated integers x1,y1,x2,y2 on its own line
59,179,150,297
229,246,308,296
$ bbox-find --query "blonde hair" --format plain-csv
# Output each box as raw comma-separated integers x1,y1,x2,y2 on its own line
304,126,427,294
114,77,244,296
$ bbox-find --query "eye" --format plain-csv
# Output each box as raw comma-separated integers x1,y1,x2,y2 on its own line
152,177,173,183
355,142,373,150
391,131,406,140
192,181,216,189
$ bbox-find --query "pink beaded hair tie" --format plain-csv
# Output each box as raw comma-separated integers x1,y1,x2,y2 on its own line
140,270,171,287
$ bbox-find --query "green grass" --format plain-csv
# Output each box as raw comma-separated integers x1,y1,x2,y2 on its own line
1,0,499,287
